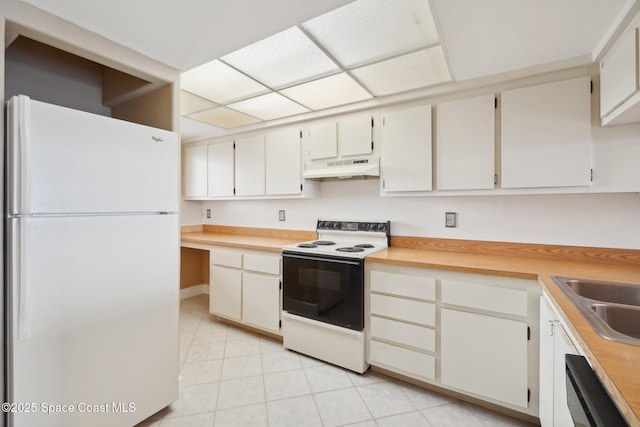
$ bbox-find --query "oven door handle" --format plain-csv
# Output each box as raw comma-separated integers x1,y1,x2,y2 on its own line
282,251,363,266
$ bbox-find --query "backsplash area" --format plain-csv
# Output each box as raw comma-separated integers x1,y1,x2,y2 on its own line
182,180,640,250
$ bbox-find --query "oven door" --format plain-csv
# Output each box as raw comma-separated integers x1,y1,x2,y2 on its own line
565,354,628,427
282,251,364,331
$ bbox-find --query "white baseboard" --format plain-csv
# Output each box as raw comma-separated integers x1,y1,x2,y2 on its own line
180,284,209,300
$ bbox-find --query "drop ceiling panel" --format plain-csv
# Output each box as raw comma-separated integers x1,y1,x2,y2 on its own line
180,90,218,115
188,107,261,129
431,0,629,81
302,0,439,68
221,27,340,89
352,47,451,96
181,60,269,104
227,93,310,121
280,73,372,110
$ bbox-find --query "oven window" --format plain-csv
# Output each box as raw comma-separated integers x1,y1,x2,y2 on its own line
283,253,364,331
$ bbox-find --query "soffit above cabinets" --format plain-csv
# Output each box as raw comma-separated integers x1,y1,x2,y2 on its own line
430,0,630,81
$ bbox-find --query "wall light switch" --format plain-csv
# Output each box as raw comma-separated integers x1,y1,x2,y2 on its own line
279,210,286,221
445,212,457,228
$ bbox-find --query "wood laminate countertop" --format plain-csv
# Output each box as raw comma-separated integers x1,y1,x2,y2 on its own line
180,225,316,253
181,231,301,253
368,246,640,426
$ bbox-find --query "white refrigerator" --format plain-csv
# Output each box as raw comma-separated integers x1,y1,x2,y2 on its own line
5,95,180,427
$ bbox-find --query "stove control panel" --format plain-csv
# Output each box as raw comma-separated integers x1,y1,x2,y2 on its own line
316,220,390,234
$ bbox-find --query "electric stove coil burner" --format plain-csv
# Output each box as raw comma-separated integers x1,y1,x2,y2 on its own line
354,244,375,248
297,243,318,248
312,240,336,245
336,247,365,253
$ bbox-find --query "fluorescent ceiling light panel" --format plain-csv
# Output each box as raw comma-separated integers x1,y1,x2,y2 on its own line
352,46,451,96
181,60,268,104
187,106,261,129
227,93,310,121
280,73,372,110
180,116,228,142
222,27,340,89
180,90,218,115
302,0,439,69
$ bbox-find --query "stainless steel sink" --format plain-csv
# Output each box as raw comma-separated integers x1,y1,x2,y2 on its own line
565,279,640,306
552,276,640,346
590,304,640,340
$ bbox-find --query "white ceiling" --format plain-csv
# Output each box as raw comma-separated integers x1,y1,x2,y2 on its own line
19,0,634,141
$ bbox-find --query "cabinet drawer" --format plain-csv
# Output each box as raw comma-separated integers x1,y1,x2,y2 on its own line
371,316,435,352
441,280,527,316
210,248,242,268
244,253,280,275
370,340,435,380
370,294,435,327
371,271,435,301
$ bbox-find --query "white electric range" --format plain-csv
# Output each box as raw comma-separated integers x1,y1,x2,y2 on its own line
281,220,390,373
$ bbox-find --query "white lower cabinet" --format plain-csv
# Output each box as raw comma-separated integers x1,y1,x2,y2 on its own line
367,263,540,417
209,247,282,334
539,294,579,427
210,265,242,320
440,309,528,407
242,272,280,332
368,268,437,382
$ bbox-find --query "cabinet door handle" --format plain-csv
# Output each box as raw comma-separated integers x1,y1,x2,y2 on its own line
549,320,555,336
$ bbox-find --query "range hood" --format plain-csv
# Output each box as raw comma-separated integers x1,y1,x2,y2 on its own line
302,158,380,180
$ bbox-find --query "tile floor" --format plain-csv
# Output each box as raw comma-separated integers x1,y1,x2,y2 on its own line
137,295,535,427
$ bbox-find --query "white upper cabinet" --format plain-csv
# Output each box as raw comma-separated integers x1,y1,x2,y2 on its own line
307,120,337,160
337,112,373,157
600,26,640,126
266,127,303,196
305,112,373,162
436,95,495,190
235,135,265,197
600,28,638,120
501,77,592,189
207,141,235,197
381,104,432,193
183,145,207,198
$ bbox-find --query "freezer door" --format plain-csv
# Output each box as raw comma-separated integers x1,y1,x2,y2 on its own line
6,214,179,427
7,95,179,215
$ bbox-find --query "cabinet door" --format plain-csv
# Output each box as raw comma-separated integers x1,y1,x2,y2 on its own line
184,145,207,198
266,127,302,195
436,95,495,190
553,320,578,427
235,135,265,197
338,113,373,157
242,272,280,332
600,28,638,118
441,309,528,407
307,120,337,160
539,297,556,427
207,141,235,197
210,265,242,320
381,104,432,192
501,77,591,189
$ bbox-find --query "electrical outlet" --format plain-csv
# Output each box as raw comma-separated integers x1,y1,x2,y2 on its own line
206,209,211,219
279,210,286,221
445,212,457,228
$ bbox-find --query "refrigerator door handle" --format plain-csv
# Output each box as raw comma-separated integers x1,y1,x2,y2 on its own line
8,95,31,216
10,219,31,339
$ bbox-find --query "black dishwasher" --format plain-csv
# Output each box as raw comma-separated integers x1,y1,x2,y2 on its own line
565,354,628,427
